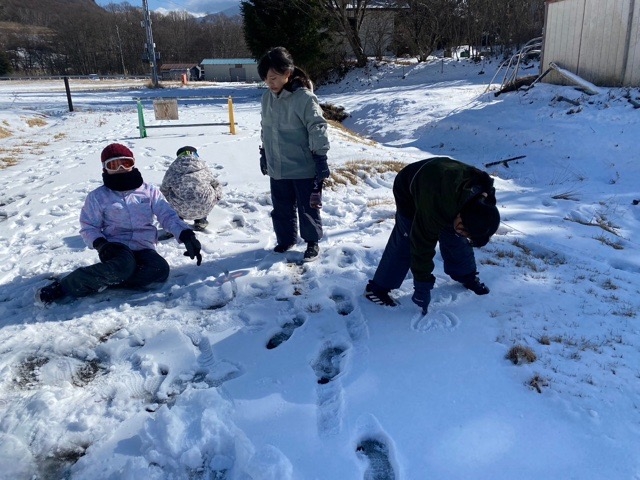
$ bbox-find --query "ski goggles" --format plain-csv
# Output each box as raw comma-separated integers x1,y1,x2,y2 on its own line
102,156,135,172
177,150,198,158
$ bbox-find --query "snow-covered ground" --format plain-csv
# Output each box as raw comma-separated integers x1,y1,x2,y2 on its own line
0,58,639,480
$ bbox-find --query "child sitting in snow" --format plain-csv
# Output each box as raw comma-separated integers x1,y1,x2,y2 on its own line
37,143,202,305
160,146,222,232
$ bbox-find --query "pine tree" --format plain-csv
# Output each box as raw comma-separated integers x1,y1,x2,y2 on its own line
241,0,334,80
0,50,11,76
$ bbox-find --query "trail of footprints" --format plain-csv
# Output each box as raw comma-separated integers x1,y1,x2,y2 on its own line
262,284,397,478
10,240,395,478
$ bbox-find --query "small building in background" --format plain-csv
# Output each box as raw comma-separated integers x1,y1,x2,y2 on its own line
201,58,259,82
542,0,640,87
159,63,202,81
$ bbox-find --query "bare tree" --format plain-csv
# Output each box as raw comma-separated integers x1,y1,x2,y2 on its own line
309,0,369,67
360,7,395,59
394,0,462,62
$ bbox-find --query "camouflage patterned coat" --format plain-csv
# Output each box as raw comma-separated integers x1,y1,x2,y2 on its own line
160,153,222,220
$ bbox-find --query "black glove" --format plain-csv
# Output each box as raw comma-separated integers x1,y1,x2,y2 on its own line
93,237,131,263
310,178,323,209
412,281,434,315
259,146,268,175
313,153,330,180
179,229,202,266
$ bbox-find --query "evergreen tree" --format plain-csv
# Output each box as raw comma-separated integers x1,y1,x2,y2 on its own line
241,0,333,80
0,50,12,76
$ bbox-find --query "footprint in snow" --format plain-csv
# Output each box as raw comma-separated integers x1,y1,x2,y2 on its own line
266,314,305,349
330,290,354,316
356,438,396,480
313,344,349,437
312,344,347,384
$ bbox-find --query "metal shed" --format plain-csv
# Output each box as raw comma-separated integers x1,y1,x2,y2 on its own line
159,63,202,81
542,0,640,87
201,59,260,82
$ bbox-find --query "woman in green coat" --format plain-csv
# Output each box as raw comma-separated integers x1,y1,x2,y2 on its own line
258,47,330,262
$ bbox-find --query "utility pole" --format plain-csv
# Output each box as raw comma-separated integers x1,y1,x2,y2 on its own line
141,0,159,87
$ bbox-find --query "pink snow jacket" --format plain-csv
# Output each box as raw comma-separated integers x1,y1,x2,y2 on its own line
79,183,191,251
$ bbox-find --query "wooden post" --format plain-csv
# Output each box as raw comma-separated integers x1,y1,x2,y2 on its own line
228,96,236,135
63,77,73,112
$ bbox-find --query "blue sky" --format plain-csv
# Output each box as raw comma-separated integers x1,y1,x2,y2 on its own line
95,0,239,15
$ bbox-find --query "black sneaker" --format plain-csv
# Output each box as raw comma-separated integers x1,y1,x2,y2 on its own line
38,281,66,304
274,243,294,253
463,277,490,295
364,281,397,307
303,242,319,262
194,218,208,231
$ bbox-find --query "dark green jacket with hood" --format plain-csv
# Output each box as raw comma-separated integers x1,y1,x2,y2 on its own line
393,157,496,283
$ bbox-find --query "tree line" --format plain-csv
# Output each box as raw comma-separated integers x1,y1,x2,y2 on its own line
0,0,545,80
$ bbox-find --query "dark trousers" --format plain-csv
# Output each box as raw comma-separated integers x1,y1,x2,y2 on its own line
60,248,170,298
372,212,477,291
270,177,322,246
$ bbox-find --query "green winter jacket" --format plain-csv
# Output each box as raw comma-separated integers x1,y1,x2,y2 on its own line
260,86,330,180
393,157,496,283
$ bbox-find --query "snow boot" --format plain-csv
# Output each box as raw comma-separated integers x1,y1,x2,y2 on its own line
194,218,208,232
303,242,319,262
37,280,67,305
463,276,490,295
364,280,398,307
274,243,294,253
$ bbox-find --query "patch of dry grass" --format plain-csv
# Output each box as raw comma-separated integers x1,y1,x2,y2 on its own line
366,198,395,208
0,126,11,139
327,120,376,146
594,234,624,250
0,148,20,169
26,117,47,128
528,374,549,393
505,345,537,365
326,159,406,189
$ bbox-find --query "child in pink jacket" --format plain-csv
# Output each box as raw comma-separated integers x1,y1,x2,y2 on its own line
37,143,202,305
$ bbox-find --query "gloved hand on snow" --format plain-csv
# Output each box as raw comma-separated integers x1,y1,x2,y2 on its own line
179,230,202,266
412,281,434,315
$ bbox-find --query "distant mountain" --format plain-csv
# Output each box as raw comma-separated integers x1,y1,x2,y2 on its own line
0,0,105,24
218,2,241,16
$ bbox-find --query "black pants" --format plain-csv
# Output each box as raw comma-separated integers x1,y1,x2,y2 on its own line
270,177,322,246
372,212,477,291
60,247,170,298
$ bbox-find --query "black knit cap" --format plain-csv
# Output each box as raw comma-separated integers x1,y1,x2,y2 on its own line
459,196,500,247
176,146,197,157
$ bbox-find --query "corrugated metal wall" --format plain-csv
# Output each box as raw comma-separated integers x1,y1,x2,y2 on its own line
542,0,640,86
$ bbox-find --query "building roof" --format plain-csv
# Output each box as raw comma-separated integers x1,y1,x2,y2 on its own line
201,59,257,65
